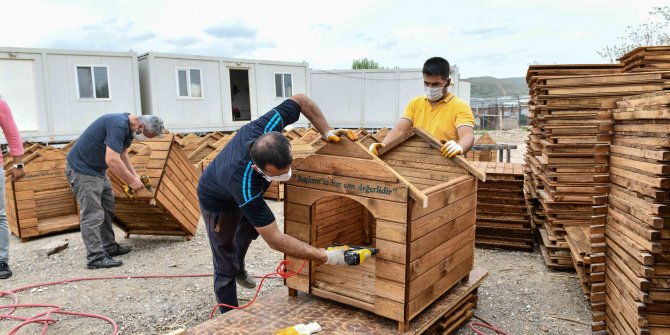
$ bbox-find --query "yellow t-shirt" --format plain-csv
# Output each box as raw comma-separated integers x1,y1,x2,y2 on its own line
401,93,474,142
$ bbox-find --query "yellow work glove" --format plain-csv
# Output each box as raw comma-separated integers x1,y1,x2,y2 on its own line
441,140,463,158
323,129,357,143
369,143,384,156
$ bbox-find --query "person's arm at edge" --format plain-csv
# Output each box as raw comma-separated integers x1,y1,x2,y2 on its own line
289,93,333,136
120,150,139,178
256,221,328,262
381,118,413,146
0,99,25,180
457,125,475,154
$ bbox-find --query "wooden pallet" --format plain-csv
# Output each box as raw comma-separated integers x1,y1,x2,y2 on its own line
5,147,79,241
186,268,488,334
107,134,200,238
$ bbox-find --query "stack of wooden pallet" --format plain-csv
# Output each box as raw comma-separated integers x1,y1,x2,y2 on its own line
618,46,670,72
526,69,670,333
466,133,497,162
605,92,670,335
472,162,532,251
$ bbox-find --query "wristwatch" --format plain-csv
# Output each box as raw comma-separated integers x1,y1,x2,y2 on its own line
13,163,24,169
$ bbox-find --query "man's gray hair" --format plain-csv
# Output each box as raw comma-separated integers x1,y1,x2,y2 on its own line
138,115,165,137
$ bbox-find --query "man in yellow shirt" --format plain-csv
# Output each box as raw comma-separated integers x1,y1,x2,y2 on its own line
369,57,475,158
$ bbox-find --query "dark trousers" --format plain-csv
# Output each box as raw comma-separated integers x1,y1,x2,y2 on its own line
202,206,259,314
66,164,119,265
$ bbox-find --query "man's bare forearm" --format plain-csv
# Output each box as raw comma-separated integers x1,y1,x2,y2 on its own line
270,234,327,263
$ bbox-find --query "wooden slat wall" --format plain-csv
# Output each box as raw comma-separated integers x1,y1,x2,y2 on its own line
263,181,284,201
605,92,670,335
406,177,477,319
111,135,200,237
380,136,468,191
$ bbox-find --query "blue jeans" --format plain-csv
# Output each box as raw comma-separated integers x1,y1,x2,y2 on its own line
0,172,8,263
202,206,259,314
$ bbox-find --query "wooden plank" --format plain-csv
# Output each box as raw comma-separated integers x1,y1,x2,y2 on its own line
409,228,475,281
314,139,372,159
293,154,399,183
410,210,476,261
290,170,407,203
410,177,477,224
285,185,407,224
412,127,486,182
408,256,474,319
408,241,474,301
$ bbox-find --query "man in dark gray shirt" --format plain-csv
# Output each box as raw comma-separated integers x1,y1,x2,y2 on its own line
66,113,164,269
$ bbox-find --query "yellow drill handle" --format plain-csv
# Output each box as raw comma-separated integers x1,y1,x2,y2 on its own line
123,185,134,199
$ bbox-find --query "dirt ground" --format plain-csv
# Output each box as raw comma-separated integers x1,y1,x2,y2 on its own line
0,129,592,335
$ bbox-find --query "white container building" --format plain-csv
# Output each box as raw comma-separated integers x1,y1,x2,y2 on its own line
0,47,141,142
138,52,310,132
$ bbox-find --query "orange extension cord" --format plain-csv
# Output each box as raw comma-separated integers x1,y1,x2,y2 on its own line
0,259,305,335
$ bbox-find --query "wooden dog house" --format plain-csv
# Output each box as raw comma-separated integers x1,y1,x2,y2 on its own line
5,147,79,241
466,133,498,162
284,127,485,330
107,134,200,238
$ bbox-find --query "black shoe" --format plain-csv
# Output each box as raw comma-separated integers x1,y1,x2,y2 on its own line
236,271,257,289
107,244,132,257
87,257,123,269
0,262,12,279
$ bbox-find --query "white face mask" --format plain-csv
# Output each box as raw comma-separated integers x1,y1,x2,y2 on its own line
258,167,292,182
425,86,445,101
133,129,148,141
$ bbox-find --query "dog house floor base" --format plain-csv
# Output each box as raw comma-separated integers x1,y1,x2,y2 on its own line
186,268,488,334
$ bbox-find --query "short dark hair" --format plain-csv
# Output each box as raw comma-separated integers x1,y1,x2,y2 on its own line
422,57,450,80
250,131,292,170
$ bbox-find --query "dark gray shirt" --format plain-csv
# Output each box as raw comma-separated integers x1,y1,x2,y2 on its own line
67,113,133,176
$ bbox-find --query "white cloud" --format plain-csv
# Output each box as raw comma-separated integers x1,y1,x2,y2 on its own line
0,0,668,77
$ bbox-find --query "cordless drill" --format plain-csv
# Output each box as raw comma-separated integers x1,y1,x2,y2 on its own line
326,244,379,265
123,175,153,198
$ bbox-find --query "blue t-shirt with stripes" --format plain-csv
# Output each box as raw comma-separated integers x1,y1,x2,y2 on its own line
197,99,301,227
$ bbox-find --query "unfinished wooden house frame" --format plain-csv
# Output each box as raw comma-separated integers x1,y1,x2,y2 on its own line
5,147,79,241
108,134,200,238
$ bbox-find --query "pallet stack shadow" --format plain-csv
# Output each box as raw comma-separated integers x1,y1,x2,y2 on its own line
604,92,670,335
283,127,486,331
107,134,200,238
4,146,79,241
472,161,532,251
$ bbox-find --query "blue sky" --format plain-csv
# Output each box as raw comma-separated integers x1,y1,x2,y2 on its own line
1,0,668,78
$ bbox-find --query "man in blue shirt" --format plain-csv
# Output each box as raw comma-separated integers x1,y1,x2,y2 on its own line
66,113,164,269
198,93,358,313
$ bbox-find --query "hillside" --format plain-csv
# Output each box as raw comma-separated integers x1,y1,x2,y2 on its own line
464,76,527,98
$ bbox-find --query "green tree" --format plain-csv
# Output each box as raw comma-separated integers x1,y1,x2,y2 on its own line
352,58,381,69
598,6,670,63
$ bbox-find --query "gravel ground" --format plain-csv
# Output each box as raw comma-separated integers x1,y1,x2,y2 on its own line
0,130,592,334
